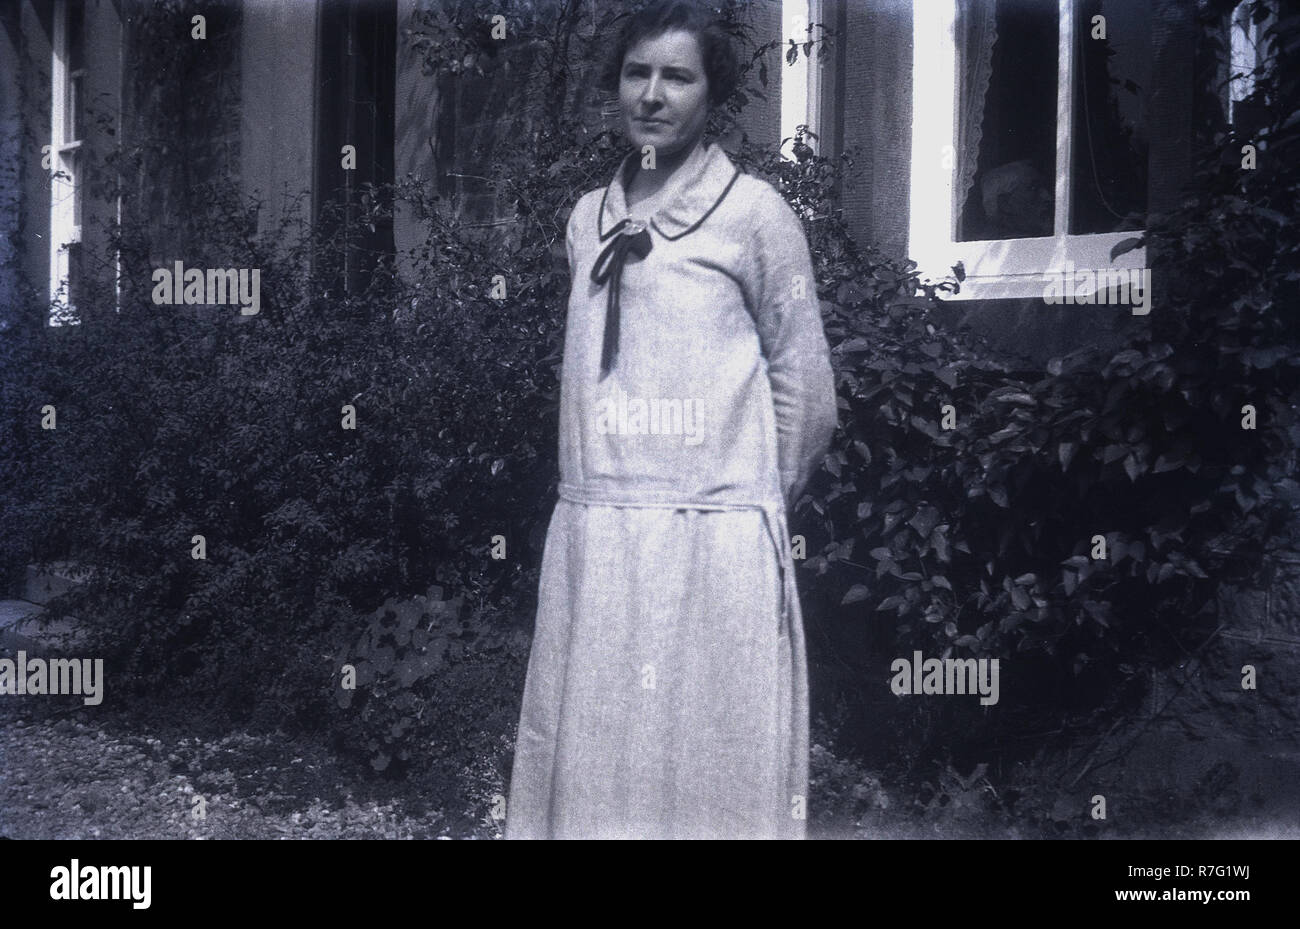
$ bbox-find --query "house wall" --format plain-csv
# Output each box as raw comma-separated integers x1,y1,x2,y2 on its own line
738,0,783,154
393,0,577,278
0,0,120,327
112,0,303,295
5,2,54,327
79,0,124,320
109,0,242,310
829,0,912,260
392,0,438,275
393,0,524,261
0,3,29,322
1,0,303,316
240,0,316,242
0,0,1202,345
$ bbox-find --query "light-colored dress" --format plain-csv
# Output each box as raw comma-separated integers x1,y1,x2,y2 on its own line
505,140,838,839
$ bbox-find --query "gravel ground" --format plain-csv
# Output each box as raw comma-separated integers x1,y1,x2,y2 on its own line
0,700,908,840
4,700,1295,840
0,703,503,840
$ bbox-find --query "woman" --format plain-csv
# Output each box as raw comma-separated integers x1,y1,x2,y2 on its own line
505,0,837,839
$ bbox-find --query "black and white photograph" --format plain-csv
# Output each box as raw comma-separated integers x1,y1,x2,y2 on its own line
0,0,1296,865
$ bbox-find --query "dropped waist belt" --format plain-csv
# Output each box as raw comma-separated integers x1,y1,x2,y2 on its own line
556,482,797,637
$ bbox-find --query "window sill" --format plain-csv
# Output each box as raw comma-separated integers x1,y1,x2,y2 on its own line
913,233,1147,302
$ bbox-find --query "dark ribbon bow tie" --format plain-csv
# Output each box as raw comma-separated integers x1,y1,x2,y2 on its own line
590,217,654,378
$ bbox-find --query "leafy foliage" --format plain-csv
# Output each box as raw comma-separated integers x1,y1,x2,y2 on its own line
792,0,1300,762
332,586,531,779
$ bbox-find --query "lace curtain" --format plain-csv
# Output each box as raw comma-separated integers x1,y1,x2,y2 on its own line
954,0,998,230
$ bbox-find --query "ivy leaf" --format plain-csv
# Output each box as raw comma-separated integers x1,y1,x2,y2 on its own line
908,505,939,539
1152,451,1184,473
1110,236,1144,260
842,584,871,605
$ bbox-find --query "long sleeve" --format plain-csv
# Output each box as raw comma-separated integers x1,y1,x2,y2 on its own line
748,187,839,506
565,208,576,276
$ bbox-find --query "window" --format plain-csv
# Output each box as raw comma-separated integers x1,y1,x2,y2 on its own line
1227,0,1273,132
781,0,825,163
910,0,1150,300
49,0,86,325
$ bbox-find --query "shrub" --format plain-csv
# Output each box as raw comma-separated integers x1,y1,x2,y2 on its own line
791,0,1300,766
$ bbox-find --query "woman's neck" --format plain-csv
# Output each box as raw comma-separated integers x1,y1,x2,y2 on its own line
625,137,708,211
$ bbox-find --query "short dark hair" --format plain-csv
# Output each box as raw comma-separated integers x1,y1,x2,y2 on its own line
598,1,740,109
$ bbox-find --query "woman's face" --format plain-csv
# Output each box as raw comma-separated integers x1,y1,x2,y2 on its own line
619,28,711,161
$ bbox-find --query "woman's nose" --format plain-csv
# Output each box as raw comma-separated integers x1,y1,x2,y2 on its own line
640,74,664,106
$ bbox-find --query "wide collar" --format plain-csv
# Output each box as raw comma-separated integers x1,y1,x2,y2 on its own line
597,140,743,243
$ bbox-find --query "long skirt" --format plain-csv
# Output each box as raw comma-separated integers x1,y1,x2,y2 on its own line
504,499,809,839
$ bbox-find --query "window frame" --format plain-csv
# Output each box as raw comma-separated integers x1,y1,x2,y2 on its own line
781,0,824,165
49,0,85,326
908,0,1148,302
1227,0,1275,128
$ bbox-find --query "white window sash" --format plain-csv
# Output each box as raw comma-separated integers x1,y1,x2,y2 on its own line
781,0,823,161
50,0,81,323
1228,0,1275,123
909,0,1147,301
